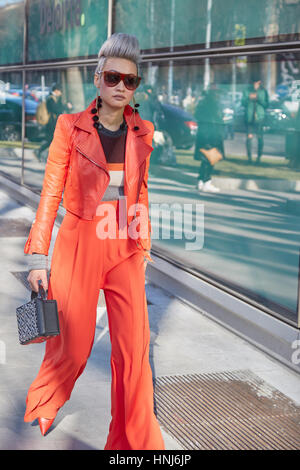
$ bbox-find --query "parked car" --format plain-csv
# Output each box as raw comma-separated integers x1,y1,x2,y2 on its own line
157,102,198,149
0,93,40,141
263,101,290,134
228,96,292,134
28,85,51,102
8,88,39,102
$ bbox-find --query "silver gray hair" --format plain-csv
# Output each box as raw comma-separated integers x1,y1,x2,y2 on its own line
95,33,141,76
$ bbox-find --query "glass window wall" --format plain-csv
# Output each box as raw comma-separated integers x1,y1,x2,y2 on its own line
0,0,24,65
114,0,300,51
23,66,96,189
1,0,300,326
0,71,23,183
27,0,108,62
137,53,300,323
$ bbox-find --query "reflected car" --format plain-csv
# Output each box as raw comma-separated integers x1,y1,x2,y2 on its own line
157,103,198,149
230,98,292,134
0,93,39,141
219,95,245,134
28,85,51,102
263,104,290,133
8,88,39,102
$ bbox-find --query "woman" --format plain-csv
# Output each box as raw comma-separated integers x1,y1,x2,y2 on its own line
194,87,224,192
24,33,165,451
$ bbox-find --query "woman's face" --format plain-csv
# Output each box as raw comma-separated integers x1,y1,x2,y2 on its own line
94,57,138,110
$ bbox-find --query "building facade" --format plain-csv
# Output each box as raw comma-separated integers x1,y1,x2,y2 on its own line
0,1,300,344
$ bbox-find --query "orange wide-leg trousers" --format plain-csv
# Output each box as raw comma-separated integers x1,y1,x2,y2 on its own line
24,199,165,450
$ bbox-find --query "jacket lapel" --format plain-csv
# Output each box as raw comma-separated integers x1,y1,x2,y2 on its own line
73,99,153,191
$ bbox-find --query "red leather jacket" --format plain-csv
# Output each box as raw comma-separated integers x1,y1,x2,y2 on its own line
24,98,155,262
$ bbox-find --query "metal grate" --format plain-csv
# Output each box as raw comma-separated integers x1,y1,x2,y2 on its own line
12,270,51,291
0,218,32,237
154,369,300,450
12,271,32,291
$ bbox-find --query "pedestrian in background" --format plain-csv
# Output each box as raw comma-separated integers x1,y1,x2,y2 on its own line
194,86,224,192
242,77,269,165
36,83,72,160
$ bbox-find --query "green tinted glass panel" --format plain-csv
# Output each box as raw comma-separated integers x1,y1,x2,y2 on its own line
18,53,300,325
27,0,108,62
137,52,300,324
23,66,96,190
0,1,24,65
114,0,300,50
0,71,23,183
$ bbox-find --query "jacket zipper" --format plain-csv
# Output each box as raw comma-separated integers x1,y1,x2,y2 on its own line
76,147,111,201
76,147,109,175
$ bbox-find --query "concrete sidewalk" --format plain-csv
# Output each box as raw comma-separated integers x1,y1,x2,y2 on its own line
1,186,300,450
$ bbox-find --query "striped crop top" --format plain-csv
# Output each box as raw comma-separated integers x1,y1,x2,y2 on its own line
97,119,127,201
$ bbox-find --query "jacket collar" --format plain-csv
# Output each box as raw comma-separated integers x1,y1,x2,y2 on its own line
72,98,153,192
73,98,151,137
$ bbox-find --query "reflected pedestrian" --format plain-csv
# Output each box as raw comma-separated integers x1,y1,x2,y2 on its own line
36,83,72,160
242,77,268,165
194,87,224,192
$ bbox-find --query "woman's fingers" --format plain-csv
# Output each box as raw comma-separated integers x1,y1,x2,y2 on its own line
27,269,48,293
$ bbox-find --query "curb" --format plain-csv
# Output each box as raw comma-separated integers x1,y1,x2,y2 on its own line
213,177,300,193
212,177,300,215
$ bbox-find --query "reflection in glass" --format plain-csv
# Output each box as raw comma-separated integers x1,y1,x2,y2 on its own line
6,52,299,324
137,53,300,322
27,0,108,62
0,0,24,65
242,78,269,164
114,0,300,51
23,67,93,189
0,72,23,183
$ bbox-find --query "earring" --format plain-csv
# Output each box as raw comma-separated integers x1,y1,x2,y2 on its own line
132,94,140,112
91,90,102,129
132,94,140,131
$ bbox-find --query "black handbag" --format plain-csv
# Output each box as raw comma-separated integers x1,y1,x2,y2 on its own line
16,283,60,345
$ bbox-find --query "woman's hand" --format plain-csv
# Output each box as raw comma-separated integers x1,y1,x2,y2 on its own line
27,269,48,293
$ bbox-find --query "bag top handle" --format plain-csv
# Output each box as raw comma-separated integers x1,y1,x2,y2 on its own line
31,282,47,300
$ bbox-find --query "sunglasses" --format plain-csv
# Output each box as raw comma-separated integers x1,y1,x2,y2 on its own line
98,70,142,90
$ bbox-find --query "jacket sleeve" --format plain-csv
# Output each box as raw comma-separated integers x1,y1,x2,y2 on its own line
27,253,49,271
24,114,71,255
136,120,155,263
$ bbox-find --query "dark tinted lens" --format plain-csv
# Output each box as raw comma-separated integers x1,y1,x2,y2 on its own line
124,75,139,90
105,72,121,86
